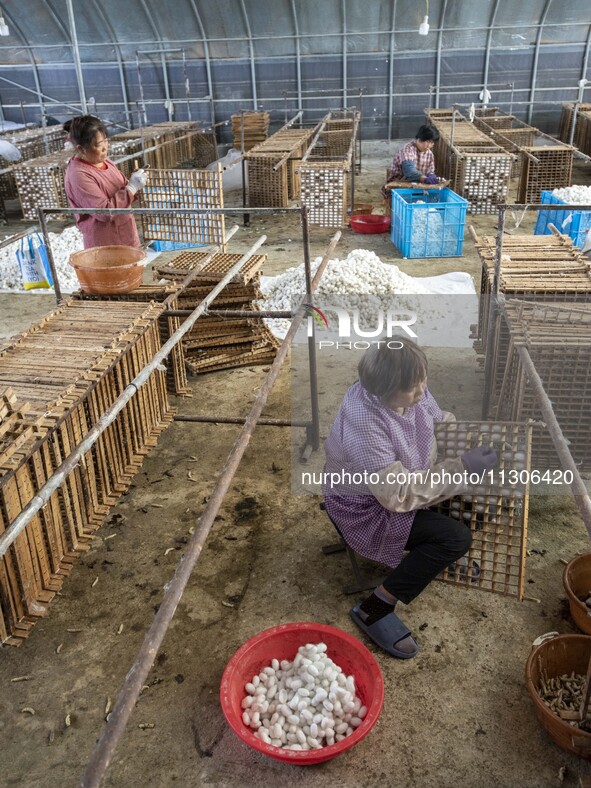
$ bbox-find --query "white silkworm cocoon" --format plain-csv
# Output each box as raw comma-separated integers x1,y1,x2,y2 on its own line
240,642,365,751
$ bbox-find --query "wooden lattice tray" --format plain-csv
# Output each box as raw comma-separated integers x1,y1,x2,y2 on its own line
434,420,532,600
153,251,266,285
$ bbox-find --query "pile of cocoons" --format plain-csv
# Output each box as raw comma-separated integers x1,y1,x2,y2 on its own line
0,226,83,292
241,642,366,750
551,185,591,204
409,204,459,257
260,248,428,334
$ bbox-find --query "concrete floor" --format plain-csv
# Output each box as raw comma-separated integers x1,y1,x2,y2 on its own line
1,142,591,787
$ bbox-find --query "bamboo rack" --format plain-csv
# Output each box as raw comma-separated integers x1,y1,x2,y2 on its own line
231,112,270,151
559,103,591,155
473,230,591,363
298,109,360,227
0,126,65,201
246,126,316,207
0,300,174,645
425,109,514,214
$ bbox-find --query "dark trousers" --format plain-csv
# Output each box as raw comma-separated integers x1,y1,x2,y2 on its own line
382,509,472,605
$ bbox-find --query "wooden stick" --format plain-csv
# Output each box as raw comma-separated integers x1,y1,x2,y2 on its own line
580,652,591,721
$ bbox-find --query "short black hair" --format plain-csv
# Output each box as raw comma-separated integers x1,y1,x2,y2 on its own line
68,115,108,149
358,340,427,404
415,125,440,143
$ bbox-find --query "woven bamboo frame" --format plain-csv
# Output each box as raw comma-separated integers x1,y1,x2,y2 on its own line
153,251,266,285
473,233,591,417
139,165,225,245
558,103,591,155
231,112,269,151
434,420,532,600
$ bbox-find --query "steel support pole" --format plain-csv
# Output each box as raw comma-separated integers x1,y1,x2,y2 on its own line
387,0,397,140
66,0,88,114
239,0,258,109
173,415,310,427
37,208,63,305
528,0,553,124
482,203,505,419
289,0,303,113
482,0,501,100
342,0,348,109
435,0,448,110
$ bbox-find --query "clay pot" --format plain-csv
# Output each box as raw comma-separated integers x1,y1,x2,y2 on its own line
563,554,591,635
69,245,145,294
525,634,591,759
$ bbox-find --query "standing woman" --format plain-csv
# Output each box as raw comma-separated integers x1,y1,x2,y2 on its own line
64,115,147,249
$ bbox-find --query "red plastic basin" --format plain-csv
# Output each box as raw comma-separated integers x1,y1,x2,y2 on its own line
220,621,384,764
350,214,391,234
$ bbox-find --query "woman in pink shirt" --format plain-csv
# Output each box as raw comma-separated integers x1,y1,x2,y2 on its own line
64,115,147,249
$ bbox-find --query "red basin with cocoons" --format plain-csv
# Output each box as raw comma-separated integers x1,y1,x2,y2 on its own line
220,622,385,764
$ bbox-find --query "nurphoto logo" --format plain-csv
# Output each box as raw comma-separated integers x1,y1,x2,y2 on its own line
303,302,418,349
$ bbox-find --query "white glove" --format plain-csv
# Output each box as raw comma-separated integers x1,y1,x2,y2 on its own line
127,169,148,195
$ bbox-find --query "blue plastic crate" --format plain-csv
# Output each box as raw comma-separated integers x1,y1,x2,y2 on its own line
390,188,468,258
534,191,591,248
149,240,206,251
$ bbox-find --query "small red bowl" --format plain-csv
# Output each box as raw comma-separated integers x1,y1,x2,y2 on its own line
350,214,391,234
220,622,384,764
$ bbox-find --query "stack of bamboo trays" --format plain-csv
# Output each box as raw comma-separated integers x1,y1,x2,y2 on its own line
153,250,280,373
0,126,65,200
74,282,190,396
0,300,174,645
493,300,591,471
13,150,72,220
246,126,316,207
465,107,574,203
231,112,270,151
298,110,360,227
434,420,532,600
425,109,514,214
558,103,591,156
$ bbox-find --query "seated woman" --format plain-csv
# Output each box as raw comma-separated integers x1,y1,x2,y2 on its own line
323,340,497,659
383,125,441,195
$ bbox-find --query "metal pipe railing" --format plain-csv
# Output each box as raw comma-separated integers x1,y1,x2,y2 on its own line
480,203,591,537
80,229,339,787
